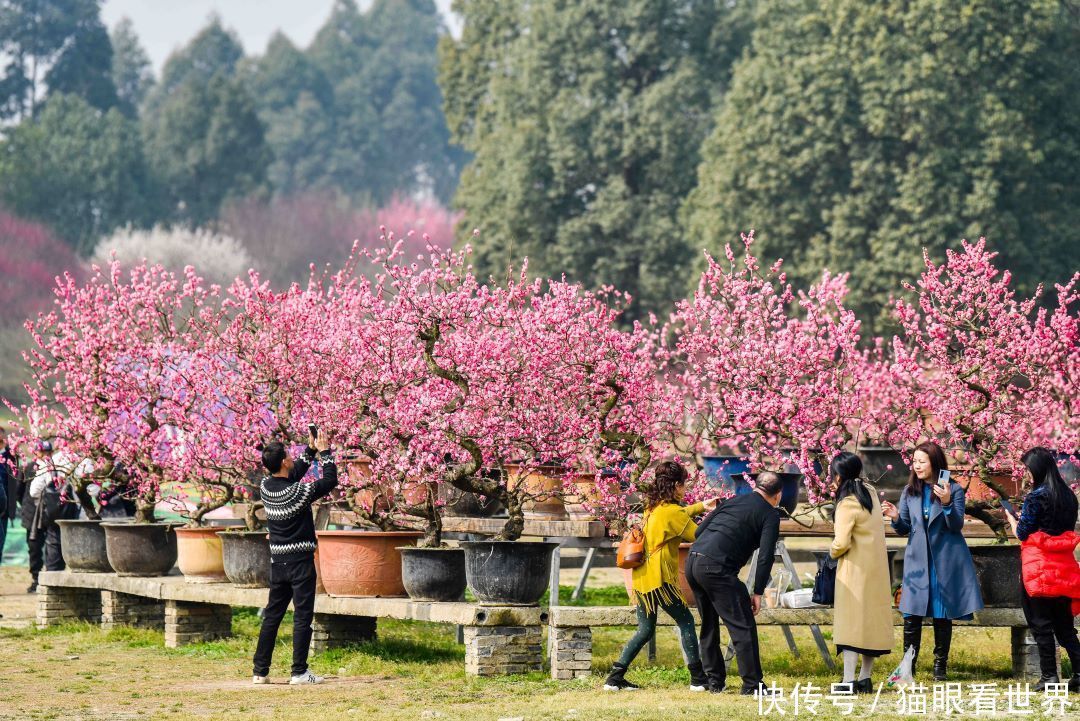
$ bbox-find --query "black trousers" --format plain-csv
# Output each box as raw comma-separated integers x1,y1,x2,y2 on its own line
252,557,317,677
686,552,764,691
1021,586,1080,677
27,522,64,580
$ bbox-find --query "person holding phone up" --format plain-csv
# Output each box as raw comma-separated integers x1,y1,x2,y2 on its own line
881,441,983,681
251,424,337,685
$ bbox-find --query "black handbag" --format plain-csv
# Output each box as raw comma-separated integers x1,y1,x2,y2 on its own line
811,554,838,605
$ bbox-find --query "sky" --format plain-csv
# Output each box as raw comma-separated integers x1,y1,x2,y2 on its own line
101,0,460,73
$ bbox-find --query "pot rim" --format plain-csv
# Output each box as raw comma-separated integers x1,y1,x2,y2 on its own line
55,518,104,525
397,545,463,552
459,540,560,548
215,530,269,537
174,525,228,534
315,530,424,537
101,521,180,528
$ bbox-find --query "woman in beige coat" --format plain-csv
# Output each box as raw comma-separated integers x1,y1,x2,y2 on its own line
829,452,894,692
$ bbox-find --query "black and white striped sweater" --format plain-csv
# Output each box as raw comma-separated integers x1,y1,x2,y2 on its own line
260,447,338,563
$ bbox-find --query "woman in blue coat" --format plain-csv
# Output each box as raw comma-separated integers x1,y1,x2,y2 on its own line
881,442,984,681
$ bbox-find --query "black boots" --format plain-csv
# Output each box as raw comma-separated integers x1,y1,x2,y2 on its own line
903,616,922,672
1069,674,1080,693
1034,674,1061,693
603,663,640,691
932,619,953,681
687,661,709,691
903,616,952,681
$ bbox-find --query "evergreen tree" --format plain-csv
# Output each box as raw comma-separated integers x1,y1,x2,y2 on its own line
687,0,1080,333
0,0,117,120
110,17,154,118
143,73,271,225
440,0,754,320
0,93,157,253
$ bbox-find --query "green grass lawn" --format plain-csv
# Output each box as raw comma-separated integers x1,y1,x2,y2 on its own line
0,584,1039,721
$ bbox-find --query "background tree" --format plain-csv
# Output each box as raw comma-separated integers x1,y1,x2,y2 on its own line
306,0,463,204
240,32,335,196
0,93,157,253
687,0,1080,334
440,0,755,321
142,72,270,225
0,0,116,120
110,17,154,118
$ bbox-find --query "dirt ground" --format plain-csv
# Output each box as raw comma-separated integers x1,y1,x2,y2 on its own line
0,564,1029,721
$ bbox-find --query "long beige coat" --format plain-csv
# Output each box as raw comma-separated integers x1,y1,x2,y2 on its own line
829,487,894,654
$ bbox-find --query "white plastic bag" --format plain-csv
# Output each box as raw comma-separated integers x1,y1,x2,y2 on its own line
780,588,822,608
886,645,917,688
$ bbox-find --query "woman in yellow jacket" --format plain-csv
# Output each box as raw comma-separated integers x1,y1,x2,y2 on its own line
604,461,718,691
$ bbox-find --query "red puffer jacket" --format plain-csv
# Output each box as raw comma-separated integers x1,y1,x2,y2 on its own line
1021,531,1080,616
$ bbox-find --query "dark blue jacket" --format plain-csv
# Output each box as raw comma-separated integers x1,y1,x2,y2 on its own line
891,481,984,618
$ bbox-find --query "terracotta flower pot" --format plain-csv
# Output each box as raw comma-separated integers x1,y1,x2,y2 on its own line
952,466,1022,502
505,464,568,520
175,526,228,583
315,530,422,597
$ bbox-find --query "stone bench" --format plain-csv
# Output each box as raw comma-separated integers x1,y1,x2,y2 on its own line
547,605,1070,681
37,571,546,676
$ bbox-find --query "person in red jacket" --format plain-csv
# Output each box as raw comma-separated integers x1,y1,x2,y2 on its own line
1007,447,1080,692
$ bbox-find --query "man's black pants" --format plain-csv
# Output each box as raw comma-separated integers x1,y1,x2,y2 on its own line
252,557,317,678
686,552,763,691
28,523,64,581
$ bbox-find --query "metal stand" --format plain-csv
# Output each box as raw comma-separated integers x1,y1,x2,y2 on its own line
745,539,835,669
570,548,597,601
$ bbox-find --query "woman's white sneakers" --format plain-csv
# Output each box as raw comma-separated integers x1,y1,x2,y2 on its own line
252,675,269,684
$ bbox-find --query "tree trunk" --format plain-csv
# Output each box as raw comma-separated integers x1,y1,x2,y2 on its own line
73,481,100,521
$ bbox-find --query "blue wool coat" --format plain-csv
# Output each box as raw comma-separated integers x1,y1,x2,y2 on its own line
891,481,985,618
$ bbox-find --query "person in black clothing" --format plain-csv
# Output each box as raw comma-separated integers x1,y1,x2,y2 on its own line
251,429,338,685
1007,447,1080,692
0,427,19,564
686,471,783,695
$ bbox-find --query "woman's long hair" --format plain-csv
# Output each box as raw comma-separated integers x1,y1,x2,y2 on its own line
643,461,688,511
905,441,949,499
832,451,872,512
1022,447,1077,518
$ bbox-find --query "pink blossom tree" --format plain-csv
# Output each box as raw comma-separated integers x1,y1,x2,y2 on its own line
893,239,1080,537
15,261,220,523
666,232,864,505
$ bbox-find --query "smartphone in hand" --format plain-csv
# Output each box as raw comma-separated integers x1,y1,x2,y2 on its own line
308,423,318,441
937,469,951,489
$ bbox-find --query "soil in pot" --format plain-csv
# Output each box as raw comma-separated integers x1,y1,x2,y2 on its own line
315,530,422,597
175,527,228,583
461,540,558,605
399,547,466,602
969,544,1022,607
57,519,112,573
103,522,178,577
217,531,271,588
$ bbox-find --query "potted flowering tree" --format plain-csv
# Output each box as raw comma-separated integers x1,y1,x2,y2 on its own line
891,240,1079,604
15,261,220,576
666,233,864,516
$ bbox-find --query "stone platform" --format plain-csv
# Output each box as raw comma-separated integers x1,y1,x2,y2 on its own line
38,571,546,675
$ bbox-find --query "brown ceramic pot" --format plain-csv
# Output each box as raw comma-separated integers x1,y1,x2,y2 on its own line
175,526,228,583
952,466,1022,502
315,530,422,597
505,464,569,520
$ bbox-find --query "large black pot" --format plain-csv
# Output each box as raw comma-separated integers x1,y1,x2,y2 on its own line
102,522,178,577
399,547,466,602
217,531,271,588
56,519,112,572
970,544,1022,607
461,541,558,605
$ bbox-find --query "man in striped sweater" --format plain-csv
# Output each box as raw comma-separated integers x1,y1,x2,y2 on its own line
252,429,337,685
